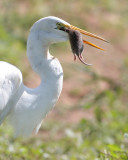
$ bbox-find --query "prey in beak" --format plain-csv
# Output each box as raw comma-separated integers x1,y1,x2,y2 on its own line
64,28,91,65
57,22,108,65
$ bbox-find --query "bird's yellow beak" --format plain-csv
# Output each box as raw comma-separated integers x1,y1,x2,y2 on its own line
64,24,108,51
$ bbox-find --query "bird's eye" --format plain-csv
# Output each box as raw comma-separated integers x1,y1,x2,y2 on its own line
56,22,61,25
56,22,65,29
56,22,61,26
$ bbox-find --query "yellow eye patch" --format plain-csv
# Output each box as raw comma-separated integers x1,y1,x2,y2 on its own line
56,22,66,29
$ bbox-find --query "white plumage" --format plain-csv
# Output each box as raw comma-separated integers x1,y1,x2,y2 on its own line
0,17,68,136
0,16,107,137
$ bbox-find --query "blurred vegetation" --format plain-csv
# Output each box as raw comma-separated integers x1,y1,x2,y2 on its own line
0,0,128,159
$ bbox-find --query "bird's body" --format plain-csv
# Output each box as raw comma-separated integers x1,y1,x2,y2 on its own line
0,16,107,137
0,58,63,136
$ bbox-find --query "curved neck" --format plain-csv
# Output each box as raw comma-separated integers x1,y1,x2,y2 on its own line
27,31,50,76
26,30,63,83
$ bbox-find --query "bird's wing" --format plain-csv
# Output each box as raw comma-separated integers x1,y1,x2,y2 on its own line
0,62,23,123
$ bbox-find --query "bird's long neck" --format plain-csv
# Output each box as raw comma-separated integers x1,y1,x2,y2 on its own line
27,31,50,77
26,31,63,97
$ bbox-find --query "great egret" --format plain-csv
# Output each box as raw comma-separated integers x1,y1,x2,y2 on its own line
0,16,107,137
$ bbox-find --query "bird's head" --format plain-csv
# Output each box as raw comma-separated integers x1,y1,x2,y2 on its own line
31,16,108,65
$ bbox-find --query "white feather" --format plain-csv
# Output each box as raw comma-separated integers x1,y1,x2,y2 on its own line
0,16,69,137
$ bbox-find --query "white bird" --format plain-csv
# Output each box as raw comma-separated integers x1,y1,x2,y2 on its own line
0,16,107,137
